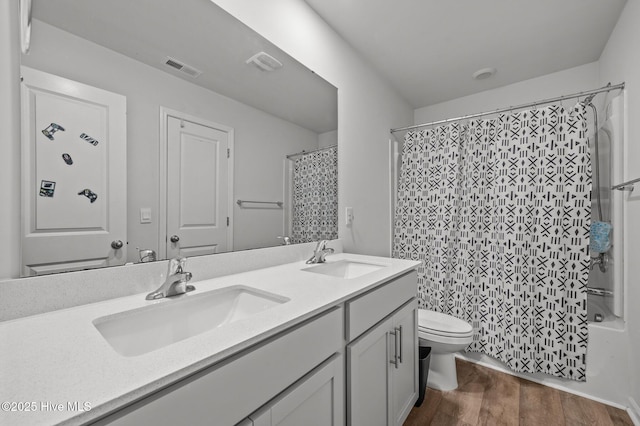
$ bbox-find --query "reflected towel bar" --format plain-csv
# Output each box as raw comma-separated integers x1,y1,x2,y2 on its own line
237,199,283,208
587,287,613,297
611,177,640,192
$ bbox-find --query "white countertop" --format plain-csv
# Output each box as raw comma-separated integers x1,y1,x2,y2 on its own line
0,253,419,426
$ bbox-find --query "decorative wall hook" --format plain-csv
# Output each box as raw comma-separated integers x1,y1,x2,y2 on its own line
41,123,65,140
78,188,98,203
39,180,56,197
62,153,73,165
79,133,99,146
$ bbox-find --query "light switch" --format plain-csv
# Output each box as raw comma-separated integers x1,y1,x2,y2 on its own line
140,208,152,224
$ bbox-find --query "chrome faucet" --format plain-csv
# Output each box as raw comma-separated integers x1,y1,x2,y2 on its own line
137,247,157,263
306,240,334,264
277,236,292,245
590,252,608,273
146,257,194,300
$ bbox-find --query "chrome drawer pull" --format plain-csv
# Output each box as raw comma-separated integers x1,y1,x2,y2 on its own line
397,325,403,364
389,330,398,368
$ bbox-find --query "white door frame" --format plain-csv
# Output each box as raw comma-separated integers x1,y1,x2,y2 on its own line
158,107,234,260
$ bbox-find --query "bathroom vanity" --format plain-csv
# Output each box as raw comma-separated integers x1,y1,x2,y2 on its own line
0,253,419,426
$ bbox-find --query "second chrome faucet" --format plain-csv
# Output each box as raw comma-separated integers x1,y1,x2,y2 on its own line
146,257,194,300
306,240,334,264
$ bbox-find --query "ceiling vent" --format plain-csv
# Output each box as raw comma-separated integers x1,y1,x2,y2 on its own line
246,52,283,72
164,57,202,78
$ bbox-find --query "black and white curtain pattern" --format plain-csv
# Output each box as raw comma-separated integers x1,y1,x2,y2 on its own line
393,104,591,381
291,146,338,243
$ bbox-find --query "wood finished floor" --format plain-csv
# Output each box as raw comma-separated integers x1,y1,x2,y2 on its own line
404,359,633,426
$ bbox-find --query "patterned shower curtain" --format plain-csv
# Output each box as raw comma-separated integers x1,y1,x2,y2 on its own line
393,105,591,381
291,146,338,243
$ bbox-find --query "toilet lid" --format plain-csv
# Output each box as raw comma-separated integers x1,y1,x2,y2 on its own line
418,309,473,336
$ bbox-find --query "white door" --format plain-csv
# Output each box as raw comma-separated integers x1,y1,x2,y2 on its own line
20,67,127,276
166,116,231,258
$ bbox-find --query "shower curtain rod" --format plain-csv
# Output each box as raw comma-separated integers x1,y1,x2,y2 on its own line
286,144,337,159
390,82,625,134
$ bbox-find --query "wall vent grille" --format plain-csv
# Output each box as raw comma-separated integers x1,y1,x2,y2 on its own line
164,57,202,78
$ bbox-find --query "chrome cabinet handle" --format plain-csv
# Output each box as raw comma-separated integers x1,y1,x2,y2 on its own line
389,329,399,368
111,240,123,249
397,325,403,364
170,235,180,243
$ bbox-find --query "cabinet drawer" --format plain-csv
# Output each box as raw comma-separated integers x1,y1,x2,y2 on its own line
346,271,417,341
98,307,343,426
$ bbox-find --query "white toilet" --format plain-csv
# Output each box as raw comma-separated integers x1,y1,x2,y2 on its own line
418,309,473,391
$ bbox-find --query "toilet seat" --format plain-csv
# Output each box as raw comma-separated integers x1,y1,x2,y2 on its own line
418,309,473,338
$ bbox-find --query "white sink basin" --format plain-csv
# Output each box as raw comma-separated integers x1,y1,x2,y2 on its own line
303,259,385,279
93,286,289,357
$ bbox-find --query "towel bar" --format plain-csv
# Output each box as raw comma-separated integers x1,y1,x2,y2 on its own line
611,177,640,192
236,199,283,208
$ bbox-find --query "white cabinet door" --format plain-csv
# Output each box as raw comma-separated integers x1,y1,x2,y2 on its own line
347,316,393,426
20,67,126,276
347,299,418,426
390,301,418,426
251,355,344,426
166,116,231,258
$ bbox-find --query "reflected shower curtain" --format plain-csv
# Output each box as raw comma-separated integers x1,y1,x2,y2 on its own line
393,105,591,380
291,146,338,243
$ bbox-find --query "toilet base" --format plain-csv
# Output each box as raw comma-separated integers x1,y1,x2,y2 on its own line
426,352,459,391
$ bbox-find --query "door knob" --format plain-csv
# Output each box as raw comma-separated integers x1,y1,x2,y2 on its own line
170,235,180,243
111,240,124,249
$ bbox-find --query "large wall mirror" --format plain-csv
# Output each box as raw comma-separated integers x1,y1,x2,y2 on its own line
18,0,338,277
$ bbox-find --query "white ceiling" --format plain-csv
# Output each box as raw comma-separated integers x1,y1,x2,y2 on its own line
32,0,337,134
304,0,626,109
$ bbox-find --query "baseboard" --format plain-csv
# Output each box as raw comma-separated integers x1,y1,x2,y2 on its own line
628,397,640,426
455,353,628,410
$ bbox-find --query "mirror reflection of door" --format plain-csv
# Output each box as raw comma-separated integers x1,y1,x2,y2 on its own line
20,67,127,276
165,115,232,258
